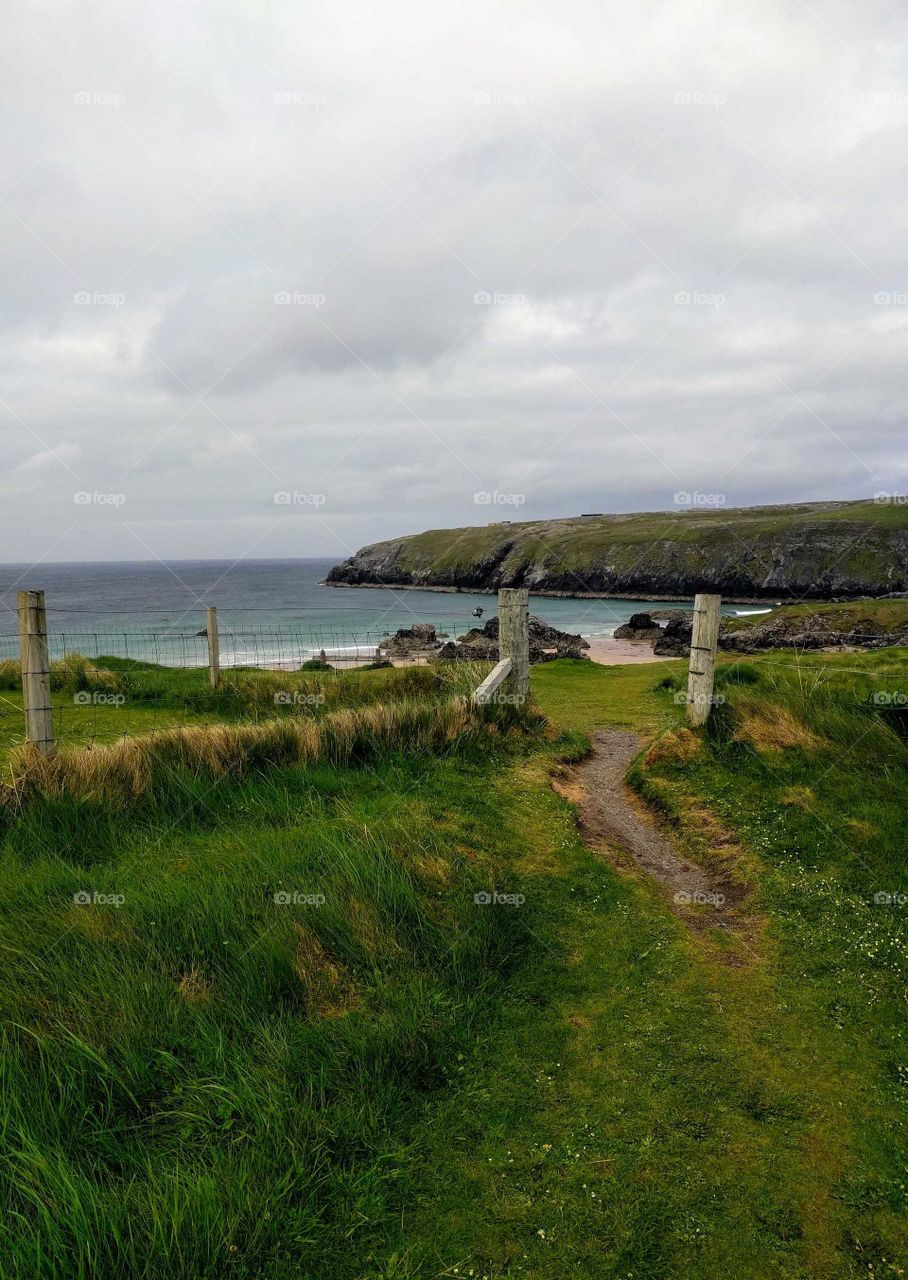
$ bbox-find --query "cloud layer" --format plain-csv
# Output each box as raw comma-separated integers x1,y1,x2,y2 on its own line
2,0,907,563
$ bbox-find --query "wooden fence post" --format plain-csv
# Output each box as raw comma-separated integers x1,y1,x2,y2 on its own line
206,607,220,689
17,590,55,755
498,588,530,704
686,593,722,726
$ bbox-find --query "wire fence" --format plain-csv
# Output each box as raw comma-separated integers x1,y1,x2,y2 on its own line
0,615,483,757
0,623,478,671
2,606,906,759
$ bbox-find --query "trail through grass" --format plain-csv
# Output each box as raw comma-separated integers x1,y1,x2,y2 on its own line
1,653,905,1276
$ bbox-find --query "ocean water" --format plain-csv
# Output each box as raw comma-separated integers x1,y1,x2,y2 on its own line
0,559,743,667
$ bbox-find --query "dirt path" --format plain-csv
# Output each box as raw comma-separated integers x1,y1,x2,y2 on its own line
570,730,752,941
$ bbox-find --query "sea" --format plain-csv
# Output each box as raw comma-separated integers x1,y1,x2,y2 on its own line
0,559,761,668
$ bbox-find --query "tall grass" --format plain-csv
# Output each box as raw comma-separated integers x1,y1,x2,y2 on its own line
5,693,528,812
0,748,535,1279
0,661,542,1278
0,653,124,693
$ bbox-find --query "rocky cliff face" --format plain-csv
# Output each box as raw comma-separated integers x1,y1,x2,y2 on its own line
326,502,908,600
650,601,908,655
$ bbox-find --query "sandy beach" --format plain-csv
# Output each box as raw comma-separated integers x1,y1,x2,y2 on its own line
585,637,681,666
258,637,681,671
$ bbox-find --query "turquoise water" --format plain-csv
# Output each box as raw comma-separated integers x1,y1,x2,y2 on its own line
0,559,754,667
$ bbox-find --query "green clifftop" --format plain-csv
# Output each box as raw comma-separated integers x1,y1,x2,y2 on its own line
326,499,908,600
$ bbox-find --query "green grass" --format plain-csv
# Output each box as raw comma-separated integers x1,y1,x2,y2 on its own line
724,598,908,634
0,656,487,769
1,652,907,1276
0,692,538,1279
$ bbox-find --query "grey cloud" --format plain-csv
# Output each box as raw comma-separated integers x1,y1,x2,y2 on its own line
0,0,906,563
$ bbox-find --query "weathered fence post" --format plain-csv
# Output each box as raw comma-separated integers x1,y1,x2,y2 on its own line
17,590,55,755
206,606,220,689
498,588,530,704
686,593,722,726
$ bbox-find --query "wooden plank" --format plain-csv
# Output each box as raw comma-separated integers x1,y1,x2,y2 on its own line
472,657,513,705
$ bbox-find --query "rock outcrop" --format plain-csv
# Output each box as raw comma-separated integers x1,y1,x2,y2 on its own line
613,612,662,641
651,604,908,655
437,615,590,663
377,623,442,658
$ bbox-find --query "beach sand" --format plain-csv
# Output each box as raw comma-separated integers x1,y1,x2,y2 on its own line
585,637,681,666
260,638,680,672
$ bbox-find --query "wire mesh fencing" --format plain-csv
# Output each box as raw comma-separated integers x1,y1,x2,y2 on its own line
0,615,477,757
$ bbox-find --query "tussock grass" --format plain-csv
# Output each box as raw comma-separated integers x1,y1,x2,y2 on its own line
0,658,20,688
0,653,124,694
5,694,511,810
0,719,539,1278
731,696,828,754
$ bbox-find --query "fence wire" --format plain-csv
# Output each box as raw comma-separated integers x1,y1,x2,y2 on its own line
1,616,905,757
0,618,474,756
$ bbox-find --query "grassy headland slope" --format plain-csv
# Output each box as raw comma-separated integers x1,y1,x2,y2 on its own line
326,499,908,600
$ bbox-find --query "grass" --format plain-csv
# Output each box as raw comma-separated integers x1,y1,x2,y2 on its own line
0,655,489,769
724,598,908,634
0,750,537,1278
1,650,906,1276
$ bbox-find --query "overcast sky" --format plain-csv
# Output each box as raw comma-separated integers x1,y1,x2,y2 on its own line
2,0,907,565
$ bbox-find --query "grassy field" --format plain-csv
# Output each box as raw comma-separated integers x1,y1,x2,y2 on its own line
0,650,906,1277
0,656,479,767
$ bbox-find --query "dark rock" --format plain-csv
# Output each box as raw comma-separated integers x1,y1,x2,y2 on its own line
614,612,661,641
378,623,440,657
653,616,694,656
438,615,590,663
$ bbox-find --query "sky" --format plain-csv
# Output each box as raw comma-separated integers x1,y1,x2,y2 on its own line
1,0,907,566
